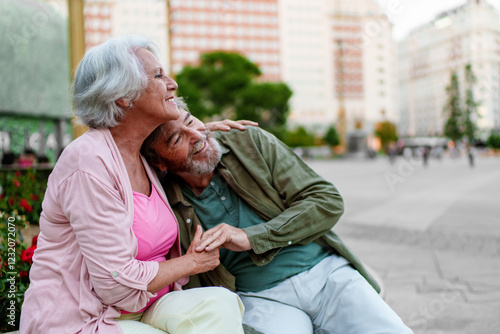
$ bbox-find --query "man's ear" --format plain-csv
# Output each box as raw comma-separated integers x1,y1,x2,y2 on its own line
115,98,130,109
151,158,168,172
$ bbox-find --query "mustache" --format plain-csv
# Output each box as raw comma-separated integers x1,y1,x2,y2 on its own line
191,130,213,155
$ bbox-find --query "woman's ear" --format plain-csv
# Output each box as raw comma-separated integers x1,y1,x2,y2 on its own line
116,98,131,109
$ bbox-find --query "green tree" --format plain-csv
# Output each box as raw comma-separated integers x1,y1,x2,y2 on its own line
443,72,463,142
486,130,500,149
283,126,316,147
175,52,292,131
324,125,340,147
374,121,398,151
463,64,480,143
237,82,292,129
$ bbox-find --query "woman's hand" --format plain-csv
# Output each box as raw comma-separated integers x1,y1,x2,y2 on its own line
148,225,219,293
185,225,221,275
205,119,258,132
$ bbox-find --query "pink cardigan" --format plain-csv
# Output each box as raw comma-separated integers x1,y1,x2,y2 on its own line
20,128,187,334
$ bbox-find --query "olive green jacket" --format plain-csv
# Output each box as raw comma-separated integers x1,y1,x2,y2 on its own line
161,127,380,294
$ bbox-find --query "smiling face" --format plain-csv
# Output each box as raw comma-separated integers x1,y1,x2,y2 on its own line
133,48,179,122
152,109,222,177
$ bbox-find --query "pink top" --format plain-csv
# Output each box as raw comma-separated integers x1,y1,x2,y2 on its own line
122,185,178,313
20,128,188,334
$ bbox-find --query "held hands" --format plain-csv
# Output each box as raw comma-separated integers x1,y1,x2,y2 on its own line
205,120,258,132
195,223,252,253
186,225,220,275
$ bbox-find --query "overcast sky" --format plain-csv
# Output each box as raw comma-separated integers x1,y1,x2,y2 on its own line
374,0,500,41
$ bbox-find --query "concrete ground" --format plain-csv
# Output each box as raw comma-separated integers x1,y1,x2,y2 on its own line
307,154,500,334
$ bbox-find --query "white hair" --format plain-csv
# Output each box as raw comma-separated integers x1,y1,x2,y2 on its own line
72,35,161,128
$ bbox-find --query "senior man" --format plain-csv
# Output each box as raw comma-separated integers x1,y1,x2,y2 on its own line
141,102,413,334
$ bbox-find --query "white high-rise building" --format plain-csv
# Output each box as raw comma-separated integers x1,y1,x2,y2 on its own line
398,0,500,138
282,0,397,150
279,0,332,127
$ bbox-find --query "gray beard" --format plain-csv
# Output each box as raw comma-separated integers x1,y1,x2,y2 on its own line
167,134,222,177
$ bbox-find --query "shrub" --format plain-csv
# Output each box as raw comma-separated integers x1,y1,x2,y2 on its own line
0,169,46,225
0,211,38,332
0,169,45,331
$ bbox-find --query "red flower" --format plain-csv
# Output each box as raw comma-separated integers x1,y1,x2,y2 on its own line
30,194,40,201
0,194,5,200
20,246,36,264
15,171,21,177
19,271,29,278
19,198,33,212
8,198,14,206
13,179,21,187
32,234,39,247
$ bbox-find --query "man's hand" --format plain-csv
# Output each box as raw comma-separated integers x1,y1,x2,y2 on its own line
205,120,258,132
195,223,252,252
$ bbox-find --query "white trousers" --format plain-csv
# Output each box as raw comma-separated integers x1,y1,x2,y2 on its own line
116,287,245,334
238,254,413,334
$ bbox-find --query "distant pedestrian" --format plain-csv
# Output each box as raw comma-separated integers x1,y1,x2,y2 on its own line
387,143,396,165
422,147,430,167
467,146,475,168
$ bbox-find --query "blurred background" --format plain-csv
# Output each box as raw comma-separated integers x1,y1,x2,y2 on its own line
1,1,500,333
1,0,500,164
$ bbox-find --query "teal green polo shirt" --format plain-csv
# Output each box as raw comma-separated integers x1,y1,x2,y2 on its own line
181,171,330,292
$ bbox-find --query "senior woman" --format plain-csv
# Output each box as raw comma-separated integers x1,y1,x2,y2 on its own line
20,36,245,334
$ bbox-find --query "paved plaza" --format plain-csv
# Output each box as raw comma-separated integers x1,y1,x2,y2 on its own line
307,154,500,334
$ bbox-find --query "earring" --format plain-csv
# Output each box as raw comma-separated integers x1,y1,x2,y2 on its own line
128,102,133,109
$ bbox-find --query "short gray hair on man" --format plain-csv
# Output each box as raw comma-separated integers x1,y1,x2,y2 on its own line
141,97,187,167
72,35,161,128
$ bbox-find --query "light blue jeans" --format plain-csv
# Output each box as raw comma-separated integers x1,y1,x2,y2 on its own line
238,254,413,334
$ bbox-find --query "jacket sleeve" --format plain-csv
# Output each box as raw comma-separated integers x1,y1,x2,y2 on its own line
58,170,158,312
240,129,344,255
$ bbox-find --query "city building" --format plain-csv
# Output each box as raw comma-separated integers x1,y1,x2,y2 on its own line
282,0,397,151
45,0,169,66
398,0,500,138
168,0,281,82
1,0,72,163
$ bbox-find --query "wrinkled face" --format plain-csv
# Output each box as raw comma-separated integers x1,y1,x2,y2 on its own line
133,48,179,122
152,109,222,176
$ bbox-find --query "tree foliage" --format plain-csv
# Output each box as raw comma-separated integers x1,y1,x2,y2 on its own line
463,64,479,142
486,131,500,149
175,52,292,131
443,64,480,143
443,72,463,142
283,126,316,147
374,120,398,150
324,125,340,147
